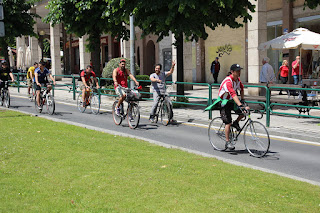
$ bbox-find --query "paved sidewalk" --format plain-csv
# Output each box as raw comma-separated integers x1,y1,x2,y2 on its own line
9,80,320,143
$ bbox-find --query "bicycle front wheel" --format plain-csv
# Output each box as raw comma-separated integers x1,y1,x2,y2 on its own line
244,121,270,157
112,101,123,125
160,101,171,126
46,94,55,115
127,103,140,129
77,93,86,113
35,95,43,113
90,94,100,114
208,117,228,151
3,90,10,108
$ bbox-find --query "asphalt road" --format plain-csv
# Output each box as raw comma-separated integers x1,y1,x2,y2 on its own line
5,95,320,185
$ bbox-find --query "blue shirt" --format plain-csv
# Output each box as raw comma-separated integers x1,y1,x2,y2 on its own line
34,67,50,83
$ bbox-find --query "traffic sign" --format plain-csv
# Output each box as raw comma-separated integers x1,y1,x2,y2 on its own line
0,5,3,20
0,21,5,37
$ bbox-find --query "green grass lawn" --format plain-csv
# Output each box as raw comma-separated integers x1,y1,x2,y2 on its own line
0,110,320,212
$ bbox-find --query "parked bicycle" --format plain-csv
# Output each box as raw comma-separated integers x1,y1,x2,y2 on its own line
153,82,174,126
112,85,142,129
208,108,270,157
0,81,11,108
34,84,55,115
77,85,100,114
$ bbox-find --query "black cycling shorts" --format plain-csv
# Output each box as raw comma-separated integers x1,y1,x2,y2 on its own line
220,101,242,124
34,81,48,91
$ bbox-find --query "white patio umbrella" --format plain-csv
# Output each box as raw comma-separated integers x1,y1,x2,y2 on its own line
258,28,320,76
259,28,320,50
25,46,32,68
8,47,15,68
16,47,25,70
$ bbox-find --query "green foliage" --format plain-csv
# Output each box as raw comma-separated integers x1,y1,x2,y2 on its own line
45,0,129,52
108,0,255,43
102,57,140,79
0,0,38,62
290,0,320,9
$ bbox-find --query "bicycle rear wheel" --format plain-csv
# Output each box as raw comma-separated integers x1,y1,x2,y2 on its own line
46,94,55,115
77,93,86,113
244,121,270,157
90,94,100,114
208,117,228,151
160,101,171,126
112,101,123,125
3,89,10,108
127,103,140,129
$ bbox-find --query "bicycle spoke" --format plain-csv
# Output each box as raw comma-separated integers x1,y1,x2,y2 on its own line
244,121,270,157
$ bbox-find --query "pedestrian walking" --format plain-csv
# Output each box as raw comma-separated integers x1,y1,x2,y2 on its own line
210,57,220,83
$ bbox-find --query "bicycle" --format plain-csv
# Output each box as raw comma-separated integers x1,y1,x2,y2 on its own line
153,82,174,126
34,84,55,115
112,85,141,129
208,108,270,158
0,81,11,108
77,85,100,114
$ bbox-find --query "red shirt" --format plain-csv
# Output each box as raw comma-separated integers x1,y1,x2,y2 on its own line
80,70,96,82
115,68,128,88
292,60,303,76
279,65,289,77
218,75,244,100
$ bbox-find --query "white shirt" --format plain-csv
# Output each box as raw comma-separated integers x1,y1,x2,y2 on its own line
260,63,275,83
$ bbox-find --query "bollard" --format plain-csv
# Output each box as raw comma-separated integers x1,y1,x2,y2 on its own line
266,86,270,127
17,73,20,93
72,76,76,100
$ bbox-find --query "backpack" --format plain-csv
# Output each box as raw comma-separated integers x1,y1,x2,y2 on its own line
126,89,142,101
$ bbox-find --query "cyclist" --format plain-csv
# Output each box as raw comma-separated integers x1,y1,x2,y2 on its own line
27,62,38,98
206,64,249,150
34,62,56,109
149,61,176,123
79,65,100,107
113,59,139,116
0,60,14,88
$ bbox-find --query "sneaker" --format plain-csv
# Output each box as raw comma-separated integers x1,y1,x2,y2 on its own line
115,107,121,116
231,121,241,131
226,142,235,150
82,102,86,107
149,117,155,123
38,106,42,110
170,119,177,124
129,115,134,122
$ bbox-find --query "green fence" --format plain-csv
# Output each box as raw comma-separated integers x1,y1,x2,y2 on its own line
11,73,320,127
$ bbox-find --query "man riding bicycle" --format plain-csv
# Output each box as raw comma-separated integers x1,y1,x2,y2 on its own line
27,62,38,98
34,62,56,109
113,59,139,116
149,61,176,123
80,65,100,107
206,64,249,150
0,60,14,88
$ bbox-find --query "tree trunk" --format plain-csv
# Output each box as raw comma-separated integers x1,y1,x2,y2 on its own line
90,32,101,76
176,33,184,96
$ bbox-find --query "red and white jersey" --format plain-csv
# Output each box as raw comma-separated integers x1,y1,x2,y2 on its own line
218,75,244,100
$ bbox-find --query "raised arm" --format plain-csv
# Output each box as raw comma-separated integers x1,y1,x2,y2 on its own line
166,61,176,76
127,69,139,86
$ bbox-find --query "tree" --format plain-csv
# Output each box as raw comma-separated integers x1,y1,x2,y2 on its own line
108,0,255,95
0,0,38,65
45,0,129,76
295,0,320,9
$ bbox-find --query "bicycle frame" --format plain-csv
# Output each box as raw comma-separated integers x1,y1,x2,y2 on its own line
231,116,252,141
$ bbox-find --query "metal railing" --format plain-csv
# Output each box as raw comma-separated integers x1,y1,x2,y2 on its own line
11,73,320,127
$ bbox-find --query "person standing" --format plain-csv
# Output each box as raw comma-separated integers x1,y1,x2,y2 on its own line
277,60,289,95
259,57,275,84
210,57,220,83
27,62,38,98
292,56,303,85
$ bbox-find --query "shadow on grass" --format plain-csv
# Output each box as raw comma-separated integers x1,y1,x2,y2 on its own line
0,114,30,118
